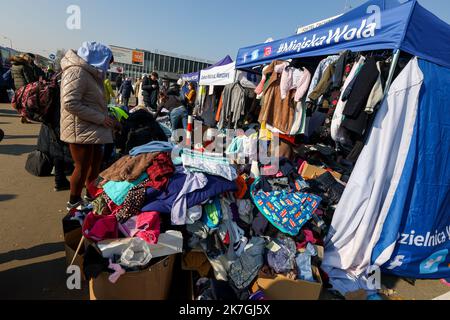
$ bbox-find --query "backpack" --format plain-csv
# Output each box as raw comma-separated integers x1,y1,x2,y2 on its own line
12,74,60,123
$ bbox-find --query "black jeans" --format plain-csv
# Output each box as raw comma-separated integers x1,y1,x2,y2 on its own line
54,158,67,186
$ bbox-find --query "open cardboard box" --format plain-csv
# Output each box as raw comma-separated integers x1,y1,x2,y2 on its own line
89,254,176,300
300,162,342,180
251,245,324,301
88,231,183,300
251,265,323,300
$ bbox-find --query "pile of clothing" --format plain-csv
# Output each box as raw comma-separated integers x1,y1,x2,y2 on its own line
180,147,348,300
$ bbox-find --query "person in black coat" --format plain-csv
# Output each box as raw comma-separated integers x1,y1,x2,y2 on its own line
141,72,159,114
115,74,123,94
37,83,73,191
119,78,135,107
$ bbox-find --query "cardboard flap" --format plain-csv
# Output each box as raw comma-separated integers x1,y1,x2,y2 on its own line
148,231,183,259
97,231,183,260
256,274,322,300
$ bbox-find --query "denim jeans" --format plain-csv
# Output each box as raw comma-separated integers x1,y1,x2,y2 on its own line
170,106,188,130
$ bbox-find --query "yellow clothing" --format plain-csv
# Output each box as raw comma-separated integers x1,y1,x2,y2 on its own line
104,79,115,104
185,89,196,105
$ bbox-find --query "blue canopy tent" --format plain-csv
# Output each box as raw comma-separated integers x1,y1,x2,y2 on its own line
236,0,450,76
181,55,233,83
235,0,450,284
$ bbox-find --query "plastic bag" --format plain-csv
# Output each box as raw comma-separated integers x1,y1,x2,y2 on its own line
118,238,152,269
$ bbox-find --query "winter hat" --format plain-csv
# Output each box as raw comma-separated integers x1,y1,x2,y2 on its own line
77,41,113,74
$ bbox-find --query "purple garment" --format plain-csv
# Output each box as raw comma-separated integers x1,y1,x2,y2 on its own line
141,171,237,214
230,203,240,222
252,213,269,236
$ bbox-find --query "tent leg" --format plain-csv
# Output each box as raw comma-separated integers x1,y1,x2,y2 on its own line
384,49,401,94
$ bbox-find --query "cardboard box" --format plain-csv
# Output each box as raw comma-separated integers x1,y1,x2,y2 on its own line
300,163,342,181
89,254,176,300
251,266,323,300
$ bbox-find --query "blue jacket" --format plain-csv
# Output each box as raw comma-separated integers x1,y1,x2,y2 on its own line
119,79,135,98
1,68,14,89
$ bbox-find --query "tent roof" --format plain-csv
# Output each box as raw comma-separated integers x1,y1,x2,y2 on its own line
181,55,233,82
236,0,450,69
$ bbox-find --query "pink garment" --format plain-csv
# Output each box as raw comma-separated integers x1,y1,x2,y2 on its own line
108,260,126,284
277,64,312,102
82,212,118,242
296,229,323,250
254,74,267,95
294,68,312,102
119,211,161,245
275,62,290,99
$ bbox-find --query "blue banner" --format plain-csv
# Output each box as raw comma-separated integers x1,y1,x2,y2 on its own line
236,1,413,68
372,59,450,279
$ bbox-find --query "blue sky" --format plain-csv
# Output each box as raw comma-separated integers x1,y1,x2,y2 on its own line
0,0,449,62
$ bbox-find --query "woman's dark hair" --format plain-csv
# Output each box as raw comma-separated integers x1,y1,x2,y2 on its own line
110,55,115,64
151,72,159,79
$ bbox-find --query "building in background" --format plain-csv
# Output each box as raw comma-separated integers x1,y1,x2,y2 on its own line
0,45,19,67
108,45,213,84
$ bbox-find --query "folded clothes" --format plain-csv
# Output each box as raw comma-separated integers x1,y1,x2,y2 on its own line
182,149,238,181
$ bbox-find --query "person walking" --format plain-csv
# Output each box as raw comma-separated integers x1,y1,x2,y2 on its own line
115,74,123,95
60,41,118,210
134,77,142,107
10,53,36,123
119,77,135,107
141,72,159,114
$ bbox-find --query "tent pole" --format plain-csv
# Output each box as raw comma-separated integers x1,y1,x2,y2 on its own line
384,49,401,94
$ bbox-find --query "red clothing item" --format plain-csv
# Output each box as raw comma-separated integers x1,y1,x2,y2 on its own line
145,153,175,191
215,95,224,123
119,211,161,245
87,180,103,199
295,229,324,250
82,212,118,242
234,176,248,199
